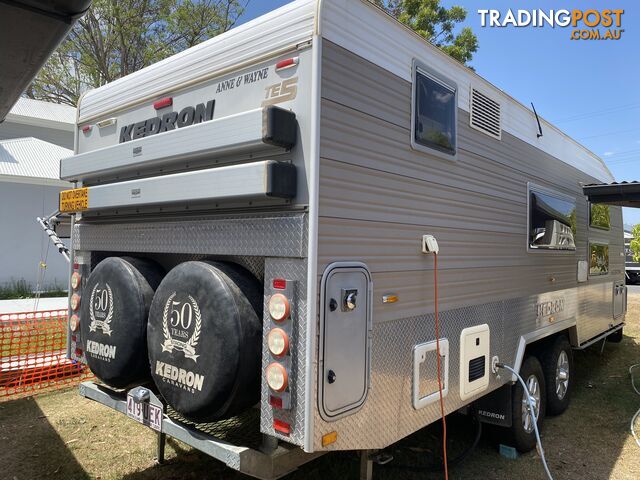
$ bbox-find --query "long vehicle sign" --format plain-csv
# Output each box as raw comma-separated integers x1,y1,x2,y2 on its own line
60,187,88,213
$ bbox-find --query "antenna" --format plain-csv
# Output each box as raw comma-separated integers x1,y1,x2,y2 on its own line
531,102,543,138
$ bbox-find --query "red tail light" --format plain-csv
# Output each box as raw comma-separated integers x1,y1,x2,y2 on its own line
153,97,173,110
275,57,298,71
273,419,291,435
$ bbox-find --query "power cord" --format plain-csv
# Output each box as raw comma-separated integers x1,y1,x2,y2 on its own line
433,252,449,479
495,362,554,480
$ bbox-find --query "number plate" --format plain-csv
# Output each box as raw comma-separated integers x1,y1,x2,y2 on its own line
126,394,163,432
59,187,89,213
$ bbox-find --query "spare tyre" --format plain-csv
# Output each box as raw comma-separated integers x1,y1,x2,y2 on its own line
80,257,165,388
147,261,263,422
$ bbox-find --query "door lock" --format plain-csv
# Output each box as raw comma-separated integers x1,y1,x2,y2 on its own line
327,369,336,384
342,289,358,311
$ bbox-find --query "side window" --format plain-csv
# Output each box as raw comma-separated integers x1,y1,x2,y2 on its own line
589,243,609,275
589,203,611,230
528,185,576,251
412,62,457,158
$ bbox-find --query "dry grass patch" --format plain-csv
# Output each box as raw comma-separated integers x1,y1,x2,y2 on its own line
1,297,639,479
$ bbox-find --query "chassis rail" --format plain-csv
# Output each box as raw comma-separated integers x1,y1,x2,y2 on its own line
78,381,323,479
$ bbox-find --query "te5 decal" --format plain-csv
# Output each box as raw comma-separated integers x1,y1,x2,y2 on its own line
262,77,298,107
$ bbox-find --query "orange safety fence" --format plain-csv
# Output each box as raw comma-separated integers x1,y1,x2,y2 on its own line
0,309,92,400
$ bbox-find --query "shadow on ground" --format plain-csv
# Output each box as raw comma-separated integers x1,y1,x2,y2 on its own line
0,396,90,480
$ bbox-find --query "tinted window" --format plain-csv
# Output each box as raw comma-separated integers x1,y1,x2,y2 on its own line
589,243,609,275
414,70,456,155
589,203,610,230
529,190,576,250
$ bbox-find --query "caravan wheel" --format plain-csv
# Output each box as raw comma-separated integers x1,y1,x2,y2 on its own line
508,355,546,452
541,335,574,415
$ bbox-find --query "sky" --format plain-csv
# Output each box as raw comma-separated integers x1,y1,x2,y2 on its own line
240,1,640,225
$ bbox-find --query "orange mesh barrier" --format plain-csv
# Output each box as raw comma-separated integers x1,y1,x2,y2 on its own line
0,309,92,400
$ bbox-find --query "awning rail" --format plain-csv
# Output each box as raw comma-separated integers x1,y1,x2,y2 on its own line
583,181,640,207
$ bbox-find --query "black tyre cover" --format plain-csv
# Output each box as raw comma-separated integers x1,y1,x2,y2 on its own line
80,257,164,388
147,261,263,422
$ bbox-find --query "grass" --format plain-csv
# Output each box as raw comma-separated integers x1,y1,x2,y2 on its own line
0,279,68,300
1,296,639,479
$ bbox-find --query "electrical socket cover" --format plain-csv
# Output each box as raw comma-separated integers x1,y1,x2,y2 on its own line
422,235,439,254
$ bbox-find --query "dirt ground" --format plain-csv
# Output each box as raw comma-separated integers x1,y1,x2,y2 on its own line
1,296,639,480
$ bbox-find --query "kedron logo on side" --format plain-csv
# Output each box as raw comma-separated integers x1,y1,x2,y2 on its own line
86,339,117,361
119,100,215,143
155,361,204,393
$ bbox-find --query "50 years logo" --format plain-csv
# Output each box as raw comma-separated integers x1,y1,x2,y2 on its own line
89,283,114,336
161,292,202,362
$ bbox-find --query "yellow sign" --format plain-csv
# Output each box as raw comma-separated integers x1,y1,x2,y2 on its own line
60,187,89,213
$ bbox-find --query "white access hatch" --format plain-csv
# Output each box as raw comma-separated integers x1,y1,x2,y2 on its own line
459,324,490,401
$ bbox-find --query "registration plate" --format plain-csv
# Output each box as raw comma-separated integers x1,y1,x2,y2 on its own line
59,187,89,213
126,394,162,432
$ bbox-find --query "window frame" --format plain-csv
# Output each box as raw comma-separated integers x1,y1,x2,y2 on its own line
526,182,577,254
410,59,458,161
588,202,611,231
588,242,610,276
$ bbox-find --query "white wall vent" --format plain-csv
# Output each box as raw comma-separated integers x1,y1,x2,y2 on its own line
469,87,502,140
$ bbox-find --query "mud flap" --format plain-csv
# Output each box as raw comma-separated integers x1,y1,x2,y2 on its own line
474,384,512,427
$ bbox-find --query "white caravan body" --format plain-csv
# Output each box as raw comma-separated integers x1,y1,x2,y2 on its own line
61,0,624,468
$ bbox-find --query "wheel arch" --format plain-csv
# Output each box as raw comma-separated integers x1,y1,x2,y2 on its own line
511,318,576,380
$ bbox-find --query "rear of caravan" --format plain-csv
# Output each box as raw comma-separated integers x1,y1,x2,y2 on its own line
60,0,626,475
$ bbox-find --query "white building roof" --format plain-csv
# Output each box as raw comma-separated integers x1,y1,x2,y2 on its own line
4,97,75,131
0,137,71,185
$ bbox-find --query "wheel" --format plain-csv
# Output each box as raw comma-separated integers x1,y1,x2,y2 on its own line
508,355,546,452
607,327,623,343
540,335,573,415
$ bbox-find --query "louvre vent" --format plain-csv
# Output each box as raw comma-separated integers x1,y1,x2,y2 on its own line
468,356,486,382
470,88,501,140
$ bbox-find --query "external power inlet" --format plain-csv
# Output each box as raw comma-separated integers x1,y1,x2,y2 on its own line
422,235,439,254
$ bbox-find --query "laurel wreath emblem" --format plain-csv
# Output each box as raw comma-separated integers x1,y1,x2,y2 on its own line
161,292,202,362
88,284,113,336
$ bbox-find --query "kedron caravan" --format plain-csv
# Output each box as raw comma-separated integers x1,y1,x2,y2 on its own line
58,0,627,477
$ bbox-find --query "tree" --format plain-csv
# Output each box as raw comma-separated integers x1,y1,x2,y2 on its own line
630,224,640,262
371,0,478,65
26,0,244,106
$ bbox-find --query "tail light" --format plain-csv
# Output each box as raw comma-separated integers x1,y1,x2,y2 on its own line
267,328,289,357
273,419,291,435
70,272,82,290
266,362,288,392
70,293,81,311
275,57,298,72
69,314,80,332
268,293,290,322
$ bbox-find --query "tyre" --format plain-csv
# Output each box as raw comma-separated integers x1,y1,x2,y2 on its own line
540,335,573,416
147,261,263,422
80,256,165,388
607,327,623,343
508,355,546,452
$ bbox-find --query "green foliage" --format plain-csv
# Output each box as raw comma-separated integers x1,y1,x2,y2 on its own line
0,279,68,300
26,0,244,106
630,224,640,262
590,204,611,230
371,0,478,64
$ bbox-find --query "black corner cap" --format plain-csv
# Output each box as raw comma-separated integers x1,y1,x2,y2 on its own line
262,106,297,149
265,161,297,199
